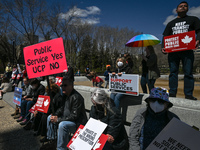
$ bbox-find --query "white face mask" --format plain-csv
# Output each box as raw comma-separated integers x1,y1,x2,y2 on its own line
149,101,165,113
117,61,123,67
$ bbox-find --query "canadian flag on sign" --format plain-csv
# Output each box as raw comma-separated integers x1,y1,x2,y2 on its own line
55,77,63,87
67,125,108,150
34,95,51,113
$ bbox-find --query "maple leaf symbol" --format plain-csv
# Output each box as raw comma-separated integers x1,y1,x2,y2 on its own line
181,35,193,44
93,140,101,150
44,99,49,106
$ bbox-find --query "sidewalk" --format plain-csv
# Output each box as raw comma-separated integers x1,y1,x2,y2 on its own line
0,100,41,150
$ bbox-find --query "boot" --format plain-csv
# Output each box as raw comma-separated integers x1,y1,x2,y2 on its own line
11,106,19,116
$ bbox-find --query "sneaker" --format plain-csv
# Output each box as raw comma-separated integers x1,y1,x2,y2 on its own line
185,95,197,100
17,116,24,122
20,119,28,125
13,114,21,119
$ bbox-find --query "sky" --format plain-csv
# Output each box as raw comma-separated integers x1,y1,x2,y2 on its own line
53,0,200,41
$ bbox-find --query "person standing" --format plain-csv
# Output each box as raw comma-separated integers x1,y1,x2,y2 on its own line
142,46,160,93
162,1,200,100
103,65,112,88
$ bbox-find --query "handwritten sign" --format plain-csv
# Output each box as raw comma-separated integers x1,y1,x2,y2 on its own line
55,77,63,87
69,118,107,150
146,118,200,150
67,125,108,150
109,74,139,96
23,37,68,79
34,95,50,113
164,31,196,53
13,87,22,106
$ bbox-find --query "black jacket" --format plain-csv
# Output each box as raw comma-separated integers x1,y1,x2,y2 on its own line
47,93,63,115
32,84,45,103
90,106,129,150
55,89,88,128
115,64,132,74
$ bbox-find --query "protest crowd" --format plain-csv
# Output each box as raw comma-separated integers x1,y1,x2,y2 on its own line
1,1,200,150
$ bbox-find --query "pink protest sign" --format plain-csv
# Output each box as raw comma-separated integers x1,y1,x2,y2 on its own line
23,37,68,79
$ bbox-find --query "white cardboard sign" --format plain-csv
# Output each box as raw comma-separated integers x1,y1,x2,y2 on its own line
109,74,139,96
146,118,200,150
69,118,107,150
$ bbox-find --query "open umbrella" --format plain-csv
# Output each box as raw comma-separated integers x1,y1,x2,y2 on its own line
125,34,161,47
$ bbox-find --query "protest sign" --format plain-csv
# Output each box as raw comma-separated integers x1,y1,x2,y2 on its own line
146,118,200,150
23,37,68,79
164,31,196,53
29,104,36,113
13,87,22,106
55,76,63,87
69,118,107,150
67,125,108,150
109,74,139,96
34,95,50,113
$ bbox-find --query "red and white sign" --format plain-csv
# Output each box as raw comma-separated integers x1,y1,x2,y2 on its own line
109,74,139,96
34,95,50,113
67,125,108,150
23,37,68,79
69,118,107,150
29,104,36,113
164,31,196,53
56,77,63,87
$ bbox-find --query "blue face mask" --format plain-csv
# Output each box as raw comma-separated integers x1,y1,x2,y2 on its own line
149,101,165,113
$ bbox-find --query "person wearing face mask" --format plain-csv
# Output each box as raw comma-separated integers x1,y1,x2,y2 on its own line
129,87,179,150
17,78,45,125
90,89,129,150
110,57,132,109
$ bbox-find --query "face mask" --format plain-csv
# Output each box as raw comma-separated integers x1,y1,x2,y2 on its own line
149,101,165,113
117,61,123,67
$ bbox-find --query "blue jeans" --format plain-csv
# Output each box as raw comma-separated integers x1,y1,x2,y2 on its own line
168,50,194,96
57,121,76,150
21,100,35,120
110,93,124,109
141,75,148,93
47,115,57,140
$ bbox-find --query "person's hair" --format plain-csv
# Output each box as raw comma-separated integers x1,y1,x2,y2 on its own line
177,1,188,9
2,77,9,83
30,78,40,85
46,83,60,94
147,45,155,54
116,57,126,68
91,89,108,105
13,65,17,68
90,71,96,77
62,75,74,85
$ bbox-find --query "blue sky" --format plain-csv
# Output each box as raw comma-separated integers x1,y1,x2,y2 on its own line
55,0,200,41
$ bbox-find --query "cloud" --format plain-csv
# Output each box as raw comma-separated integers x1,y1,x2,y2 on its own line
163,6,200,25
59,6,101,25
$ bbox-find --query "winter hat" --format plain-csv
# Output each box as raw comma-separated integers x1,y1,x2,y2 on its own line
91,89,107,105
145,87,173,108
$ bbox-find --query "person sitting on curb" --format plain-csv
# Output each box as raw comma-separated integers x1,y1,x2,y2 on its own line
129,87,179,150
0,77,12,100
90,89,129,150
17,78,45,125
41,76,88,150
11,77,32,119
90,71,104,88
